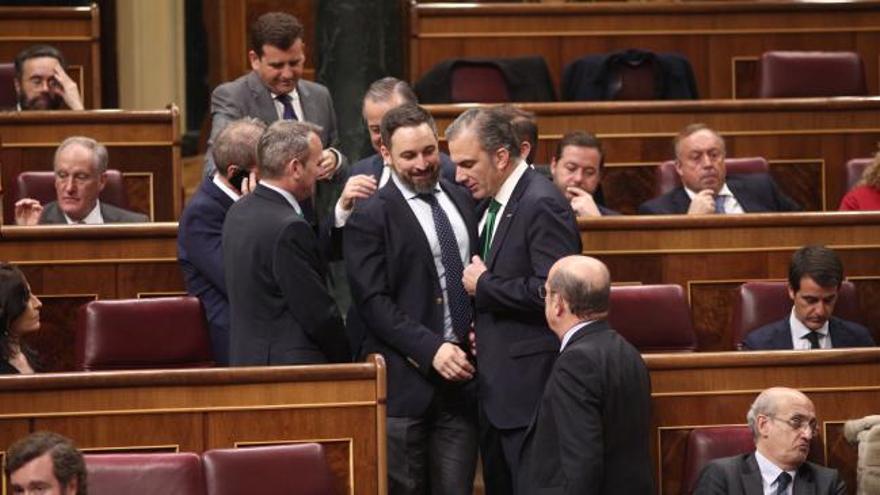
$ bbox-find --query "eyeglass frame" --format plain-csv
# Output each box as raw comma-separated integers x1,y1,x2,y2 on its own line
765,414,819,435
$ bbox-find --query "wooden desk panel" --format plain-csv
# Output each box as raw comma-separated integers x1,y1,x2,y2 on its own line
0,108,182,224
0,5,101,109
0,357,388,495
426,98,880,212
410,1,880,100
580,213,880,350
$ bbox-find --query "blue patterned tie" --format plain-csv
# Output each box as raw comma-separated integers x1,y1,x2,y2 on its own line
418,193,472,340
277,93,297,120
714,194,726,214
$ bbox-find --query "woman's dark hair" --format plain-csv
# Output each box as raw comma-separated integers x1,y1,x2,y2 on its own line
0,262,31,360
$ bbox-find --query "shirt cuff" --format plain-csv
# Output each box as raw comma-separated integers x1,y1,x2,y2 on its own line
334,199,353,228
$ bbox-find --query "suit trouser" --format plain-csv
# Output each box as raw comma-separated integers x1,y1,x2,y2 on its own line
479,404,527,495
386,383,478,495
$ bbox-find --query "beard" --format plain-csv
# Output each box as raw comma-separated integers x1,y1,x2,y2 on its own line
18,91,64,110
398,164,441,194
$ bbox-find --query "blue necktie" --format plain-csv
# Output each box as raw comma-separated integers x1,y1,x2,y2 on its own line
775,472,791,495
714,194,726,214
277,93,297,120
419,193,472,341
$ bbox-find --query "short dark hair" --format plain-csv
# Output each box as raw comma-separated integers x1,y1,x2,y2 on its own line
0,262,31,361
788,245,844,291
364,77,417,106
555,131,605,170
673,123,725,159
4,431,87,495
495,105,537,163
547,263,611,320
14,44,65,80
379,103,437,152
249,12,303,56
445,106,521,161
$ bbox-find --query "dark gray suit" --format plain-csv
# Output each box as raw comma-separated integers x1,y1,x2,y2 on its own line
638,174,801,214
38,201,148,224
742,316,875,350
694,453,846,495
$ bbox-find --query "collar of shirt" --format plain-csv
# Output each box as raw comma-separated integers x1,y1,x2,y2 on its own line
755,450,796,495
270,88,302,121
65,200,104,224
480,159,528,230
560,319,596,352
212,173,241,201
789,306,830,349
683,182,743,214
260,181,303,216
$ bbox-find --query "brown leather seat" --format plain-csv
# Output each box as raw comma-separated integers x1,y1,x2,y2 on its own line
85,452,205,495
757,51,868,98
730,280,862,349
75,296,214,371
846,158,872,191
14,169,131,210
450,63,511,103
0,62,16,110
202,443,334,495
656,157,769,195
608,284,697,352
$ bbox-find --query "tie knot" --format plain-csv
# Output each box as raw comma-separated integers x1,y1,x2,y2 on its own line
276,93,292,103
776,471,792,493
488,199,502,214
417,192,439,205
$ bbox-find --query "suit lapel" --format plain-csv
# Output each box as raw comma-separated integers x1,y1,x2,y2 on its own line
741,454,765,495
203,178,235,210
728,177,761,213
793,463,816,495
297,81,316,123
486,169,531,267
369,155,384,182
246,72,280,124
773,319,796,349
671,188,692,213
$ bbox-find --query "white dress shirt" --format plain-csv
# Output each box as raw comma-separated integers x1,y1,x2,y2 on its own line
270,88,304,121
755,450,796,495
479,160,529,241
788,307,831,349
559,320,597,352
684,182,745,214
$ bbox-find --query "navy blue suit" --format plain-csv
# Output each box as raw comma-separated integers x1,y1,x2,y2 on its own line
178,178,235,365
638,174,801,214
348,152,457,183
742,316,875,350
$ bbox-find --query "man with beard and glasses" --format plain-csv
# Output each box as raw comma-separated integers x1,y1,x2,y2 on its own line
13,45,84,111
344,103,480,494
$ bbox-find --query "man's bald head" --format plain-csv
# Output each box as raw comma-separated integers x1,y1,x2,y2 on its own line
546,255,611,323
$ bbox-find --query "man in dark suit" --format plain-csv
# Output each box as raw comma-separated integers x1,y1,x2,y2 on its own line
550,131,620,217
345,103,479,494
14,136,148,225
694,387,846,494
518,255,653,494
447,107,582,494
638,123,800,214
222,120,349,366
178,118,265,366
742,245,875,350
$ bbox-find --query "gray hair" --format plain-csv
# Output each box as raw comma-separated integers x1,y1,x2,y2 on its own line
547,261,611,320
54,136,108,174
212,118,267,174
673,123,726,159
257,120,322,179
444,107,521,161
364,77,417,105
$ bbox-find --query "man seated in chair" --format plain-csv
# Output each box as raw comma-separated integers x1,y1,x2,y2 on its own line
14,44,84,111
638,123,800,215
741,245,875,350
14,136,149,225
693,387,845,494
549,131,620,217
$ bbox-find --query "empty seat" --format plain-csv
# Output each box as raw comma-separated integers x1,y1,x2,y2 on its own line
202,443,335,495
608,284,697,352
0,62,16,110
85,452,205,495
681,426,755,495
562,49,698,101
656,157,769,195
450,63,511,103
730,280,862,349
757,51,868,98
415,55,556,104
14,169,131,210
75,296,214,371
846,158,873,191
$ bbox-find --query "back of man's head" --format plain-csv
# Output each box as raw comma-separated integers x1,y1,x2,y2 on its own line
788,245,843,291
364,77,417,106
5,431,87,495
14,44,65,80
258,120,322,180
249,12,303,56
495,105,537,163
548,255,611,321
212,118,267,176
445,106,522,161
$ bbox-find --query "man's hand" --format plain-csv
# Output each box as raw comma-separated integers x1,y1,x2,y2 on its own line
468,330,477,357
567,186,602,217
432,342,475,381
338,174,378,211
239,170,258,196
51,64,84,110
463,255,487,295
317,149,339,181
14,198,43,226
687,189,717,215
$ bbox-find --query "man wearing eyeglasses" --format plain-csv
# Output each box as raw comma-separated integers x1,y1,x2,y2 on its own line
694,387,845,494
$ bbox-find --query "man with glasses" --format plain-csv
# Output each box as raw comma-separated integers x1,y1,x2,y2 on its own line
694,386,845,494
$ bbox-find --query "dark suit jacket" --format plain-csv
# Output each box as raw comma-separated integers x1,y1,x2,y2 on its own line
741,316,876,350
475,168,582,429
344,178,478,417
638,174,801,214
348,152,457,183
178,178,235,365
694,453,846,495
38,201,148,224
222,183,349,366
518,320,654,495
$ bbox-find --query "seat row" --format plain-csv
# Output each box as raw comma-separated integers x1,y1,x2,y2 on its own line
84,442,334,495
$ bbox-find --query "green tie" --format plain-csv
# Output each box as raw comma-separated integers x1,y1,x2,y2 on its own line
481,199,502,259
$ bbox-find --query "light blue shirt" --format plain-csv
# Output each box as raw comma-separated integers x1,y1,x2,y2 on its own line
755,450,796,495
560,320,597,352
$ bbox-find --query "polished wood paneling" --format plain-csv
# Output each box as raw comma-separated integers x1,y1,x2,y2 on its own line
0,108,182,224
0,5,101,109
426,98,880,213
647,349,880,493
409,1,880,100
579,213,880,350
0,357,387,495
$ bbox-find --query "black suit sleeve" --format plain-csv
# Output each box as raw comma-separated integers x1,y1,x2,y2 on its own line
692,462,730,495
179,212,227,297
344,206,446,374
274,220,349,362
